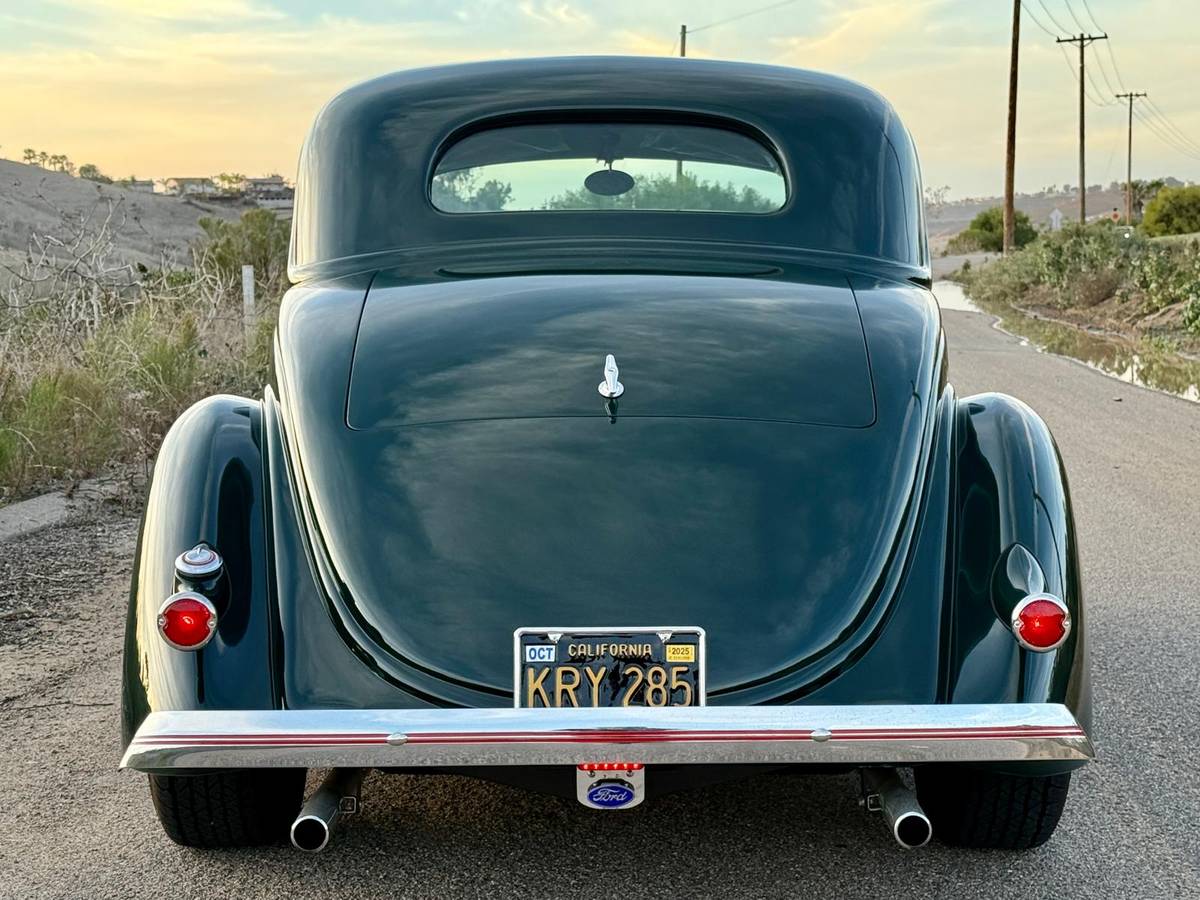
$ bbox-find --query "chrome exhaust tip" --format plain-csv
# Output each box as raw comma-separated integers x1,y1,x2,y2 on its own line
860,768,932,849
290,813,332,853
890,808,933,850
290,768,366,853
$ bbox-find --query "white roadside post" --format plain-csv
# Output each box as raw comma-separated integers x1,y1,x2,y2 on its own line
242,264,255,342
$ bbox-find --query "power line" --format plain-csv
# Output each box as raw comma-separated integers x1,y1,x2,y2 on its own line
1036,0,1071,34
1074,0,1200,156
1056,42,1108,107
1088,41,1121,96
1100,40,1127,91
1083,52,1117,106
1078,0,1104,31
1062,0,1088,32
1135,109,1200,161
1133,107,1200,161
1051,5,1114,106
1079,0,1200,155
686,0,802,35
1143,97,1200,155
1073,0,1200,159
1025,4,1107,106
1071,0,1122,98
1020,1,1057,38
1076,0,1127,90
1135,108,1200,161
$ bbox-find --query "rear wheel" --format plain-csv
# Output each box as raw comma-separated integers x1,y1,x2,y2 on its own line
149,769,306,848
915,767,1071,849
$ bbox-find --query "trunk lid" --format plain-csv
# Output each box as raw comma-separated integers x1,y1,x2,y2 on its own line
348,274,874,428
298,273,932,698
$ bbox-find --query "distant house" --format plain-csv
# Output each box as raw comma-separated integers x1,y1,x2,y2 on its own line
242,175,288,197
122,179,155,194
164,177,217,197
243,174,294,211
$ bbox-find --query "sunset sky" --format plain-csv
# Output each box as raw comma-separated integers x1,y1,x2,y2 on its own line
2,0,1198,197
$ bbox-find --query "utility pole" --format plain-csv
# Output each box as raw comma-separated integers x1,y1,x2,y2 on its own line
677,25,687,183
1003,0,1020,253
1116,91,1147,224
1056,32,1107,224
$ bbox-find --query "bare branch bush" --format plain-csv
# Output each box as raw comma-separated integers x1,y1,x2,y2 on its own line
1,197,284,502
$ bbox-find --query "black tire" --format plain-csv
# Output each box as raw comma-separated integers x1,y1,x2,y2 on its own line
915,767,1071,850
149,769,306,848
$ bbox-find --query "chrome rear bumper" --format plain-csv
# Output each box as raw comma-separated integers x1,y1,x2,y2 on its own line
121,703,1092,771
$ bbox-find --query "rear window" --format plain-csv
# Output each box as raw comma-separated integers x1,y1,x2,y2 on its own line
431,121,786,214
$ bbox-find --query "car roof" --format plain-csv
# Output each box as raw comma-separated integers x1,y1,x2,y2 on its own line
290,56,925,282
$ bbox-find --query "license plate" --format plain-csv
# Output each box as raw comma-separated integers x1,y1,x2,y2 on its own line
514,626,705,708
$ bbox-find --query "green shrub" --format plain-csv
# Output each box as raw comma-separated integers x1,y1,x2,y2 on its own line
198,208,291,292
948,206,1037,253
1142,185,1200,237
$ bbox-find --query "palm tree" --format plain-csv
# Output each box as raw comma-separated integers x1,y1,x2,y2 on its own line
23,148,37,164
1131,179,1165,220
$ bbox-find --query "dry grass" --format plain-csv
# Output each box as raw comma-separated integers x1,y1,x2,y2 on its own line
0,197,284,503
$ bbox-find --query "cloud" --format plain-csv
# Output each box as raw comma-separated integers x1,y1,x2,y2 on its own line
518,1,593,28
770,0,945,69
44,0,286,22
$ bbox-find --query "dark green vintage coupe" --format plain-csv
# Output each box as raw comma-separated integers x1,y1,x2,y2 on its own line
120,57,1092,852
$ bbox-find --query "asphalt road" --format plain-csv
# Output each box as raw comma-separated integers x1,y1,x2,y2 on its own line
1,304,1198,899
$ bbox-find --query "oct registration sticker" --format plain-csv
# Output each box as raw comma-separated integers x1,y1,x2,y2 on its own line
514,626,706,708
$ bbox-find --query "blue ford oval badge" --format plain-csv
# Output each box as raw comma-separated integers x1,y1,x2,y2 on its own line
586,779,636,809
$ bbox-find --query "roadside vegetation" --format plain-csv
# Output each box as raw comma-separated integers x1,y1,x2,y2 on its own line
0,202,289,503
956,223,1200,344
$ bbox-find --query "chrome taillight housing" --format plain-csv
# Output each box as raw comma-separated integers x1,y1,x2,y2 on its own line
1011,594,1071,652
157,591,218,650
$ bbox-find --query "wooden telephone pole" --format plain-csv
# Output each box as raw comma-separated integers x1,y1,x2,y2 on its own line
677,26,687,183
1056,32,1107,224
1003,0,1020,254
1116,91,1147,224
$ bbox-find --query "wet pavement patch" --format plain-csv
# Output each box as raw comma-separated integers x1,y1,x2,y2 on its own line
933,281,1200,403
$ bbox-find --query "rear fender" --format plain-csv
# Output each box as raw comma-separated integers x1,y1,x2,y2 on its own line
120,394,278,747
948,392,1090,734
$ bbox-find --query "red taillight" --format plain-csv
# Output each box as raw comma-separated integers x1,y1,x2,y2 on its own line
578,762,644,772
1011,595,1070,651
157,592,218,650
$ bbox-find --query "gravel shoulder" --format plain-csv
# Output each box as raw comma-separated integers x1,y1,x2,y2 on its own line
1,308,1198,899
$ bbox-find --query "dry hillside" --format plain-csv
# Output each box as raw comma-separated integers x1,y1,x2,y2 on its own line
0,158,239,269
926,187,1130,253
